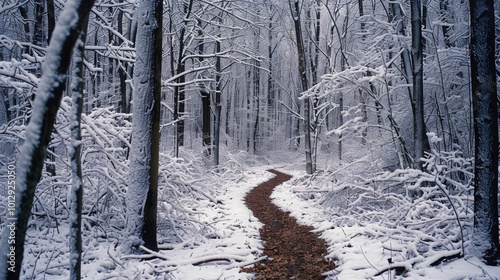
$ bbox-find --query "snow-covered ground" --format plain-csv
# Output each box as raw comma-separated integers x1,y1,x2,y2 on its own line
4,149,500,279
7,150,280,279
101,167,274,280
272,166,500,280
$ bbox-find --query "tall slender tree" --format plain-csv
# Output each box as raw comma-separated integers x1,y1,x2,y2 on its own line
469,0,499,265
68,24,88,280
213,14,222,166
125,0,163,252
290,0,314,174
197,24,211,155
252,26,261,154
117,1,129,114
173,0,194,157
0,1,96,279
411,0,425,170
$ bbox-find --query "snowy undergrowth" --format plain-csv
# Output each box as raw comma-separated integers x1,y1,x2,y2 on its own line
271,147,500,280
0,100,279,279
12,155,273,280
110,153,274,280
2,150,275,279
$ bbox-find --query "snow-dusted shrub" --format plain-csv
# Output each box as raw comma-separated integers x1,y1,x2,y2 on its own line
0,96,240,277
319,136,474,269
157,152,222,242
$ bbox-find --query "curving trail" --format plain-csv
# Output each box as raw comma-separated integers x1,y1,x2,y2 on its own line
242,170,334,279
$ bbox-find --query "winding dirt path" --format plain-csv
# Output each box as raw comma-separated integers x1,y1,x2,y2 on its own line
242,170,335,279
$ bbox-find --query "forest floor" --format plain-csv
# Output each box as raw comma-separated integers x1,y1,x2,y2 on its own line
242,170,335,279
8,150,500,279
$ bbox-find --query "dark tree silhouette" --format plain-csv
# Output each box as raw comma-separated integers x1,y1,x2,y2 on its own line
469,0,500,265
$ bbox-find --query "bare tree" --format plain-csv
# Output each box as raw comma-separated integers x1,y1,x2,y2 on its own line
411,0,425,170
197,24,211,156
290,0,314,174
213,14,222,166
173,0,194,157
469,0,500,265
0,1,96,279
124,0,163,252
68,24,88,280
117,0,162,255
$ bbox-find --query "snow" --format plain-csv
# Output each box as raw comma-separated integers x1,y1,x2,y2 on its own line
268,160,500,280
3,142,276,279
0,0,86,277
155,168,272,279
1,0,499,279
13,0,80,214
124,0,161,250
2,136,500,279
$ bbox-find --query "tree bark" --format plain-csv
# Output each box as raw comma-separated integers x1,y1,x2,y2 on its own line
117,3,129,114
253,28,261,154
290,0,314,174
469,0,500,265
213,15,222,166
174,0,194,156
267,14,275,137
337,3,350,161
33,1,45,47
358,0,369,143
40,0,59,177
0,1,96,279
69,24,88,280
125,0,162,252
411,0,425,170
389,0,430,167
197,26,211,155
47,0,56,43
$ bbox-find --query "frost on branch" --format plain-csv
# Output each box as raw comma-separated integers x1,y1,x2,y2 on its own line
310,139,475,275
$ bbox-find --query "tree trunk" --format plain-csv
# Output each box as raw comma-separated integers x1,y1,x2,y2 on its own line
197,25,211,155
124,16,137,115
469,0,500,265
253,28,261,154
213,20,222,166
246,65,252,152
358,0,369,143
253,69,260,154
18,5,30,53
267,14,275,140
310,0,321,164
411,0,425,170
125,0,162,252
69,24,88,280
291,0,314,174
0,1,96,279
92,30,101,110
117,4,129,114
33,0,45,47
338,3,350,161
174,0,194,156
107,6,115,110
389,1,430,166
46,0,58,178
313,1,321,85
422,0,428,51
47,0,56,43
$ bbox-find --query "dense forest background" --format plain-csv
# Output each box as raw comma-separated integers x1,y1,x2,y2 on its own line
0,0,499,279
